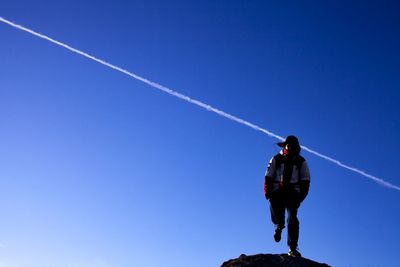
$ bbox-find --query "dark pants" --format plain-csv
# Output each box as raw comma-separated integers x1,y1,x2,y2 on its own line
269,189,301,249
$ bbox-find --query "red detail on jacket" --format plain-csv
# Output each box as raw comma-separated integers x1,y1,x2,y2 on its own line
264,180,267,194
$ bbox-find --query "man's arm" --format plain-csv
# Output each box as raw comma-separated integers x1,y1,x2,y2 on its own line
264,157,276,199
299,160,311,202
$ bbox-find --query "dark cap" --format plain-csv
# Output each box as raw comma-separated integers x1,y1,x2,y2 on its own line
277,135,300,147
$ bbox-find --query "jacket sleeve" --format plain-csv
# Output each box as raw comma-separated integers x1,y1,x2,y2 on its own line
299,161,311,201
264,157,276,197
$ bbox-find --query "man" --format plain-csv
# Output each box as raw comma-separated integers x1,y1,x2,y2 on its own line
264,135,310,257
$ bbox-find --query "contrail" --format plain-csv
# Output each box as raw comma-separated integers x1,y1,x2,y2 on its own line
1,16,399,192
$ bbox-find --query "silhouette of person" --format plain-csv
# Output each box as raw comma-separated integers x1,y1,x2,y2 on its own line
264,135,310,257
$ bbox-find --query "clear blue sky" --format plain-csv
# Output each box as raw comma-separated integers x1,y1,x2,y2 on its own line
1,1,400,266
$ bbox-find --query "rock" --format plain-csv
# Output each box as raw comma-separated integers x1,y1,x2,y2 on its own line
221,253,331,267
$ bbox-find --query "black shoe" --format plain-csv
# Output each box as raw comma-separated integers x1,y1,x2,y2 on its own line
288,248,302,257
273,228,282,242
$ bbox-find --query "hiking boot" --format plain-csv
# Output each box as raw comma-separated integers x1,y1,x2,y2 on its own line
288,247,302,257
273,228,282,242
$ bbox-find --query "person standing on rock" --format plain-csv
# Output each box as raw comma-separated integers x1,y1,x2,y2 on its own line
264,135,310,257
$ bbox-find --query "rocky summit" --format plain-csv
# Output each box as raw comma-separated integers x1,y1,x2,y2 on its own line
221,253,331,267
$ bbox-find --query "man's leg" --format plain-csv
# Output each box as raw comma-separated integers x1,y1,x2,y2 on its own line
269,192,285,242
287,201,300,252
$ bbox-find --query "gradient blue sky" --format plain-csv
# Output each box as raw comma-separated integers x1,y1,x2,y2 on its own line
1,1,400,267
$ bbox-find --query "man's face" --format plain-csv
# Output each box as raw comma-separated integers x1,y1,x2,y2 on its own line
285,144,291,153
285,144,293,154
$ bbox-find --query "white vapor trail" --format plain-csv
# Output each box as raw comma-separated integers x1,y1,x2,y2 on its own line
1,16,399,192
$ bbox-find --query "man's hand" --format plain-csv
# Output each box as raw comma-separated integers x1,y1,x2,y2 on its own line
264,177,273,199
299,181,310,202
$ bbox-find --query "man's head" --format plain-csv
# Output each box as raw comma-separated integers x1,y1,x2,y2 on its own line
278,135,301,155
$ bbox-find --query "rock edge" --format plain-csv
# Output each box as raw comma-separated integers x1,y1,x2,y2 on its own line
221,253,331,267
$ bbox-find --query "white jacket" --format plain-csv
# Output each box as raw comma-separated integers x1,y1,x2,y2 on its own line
265,150,311,193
